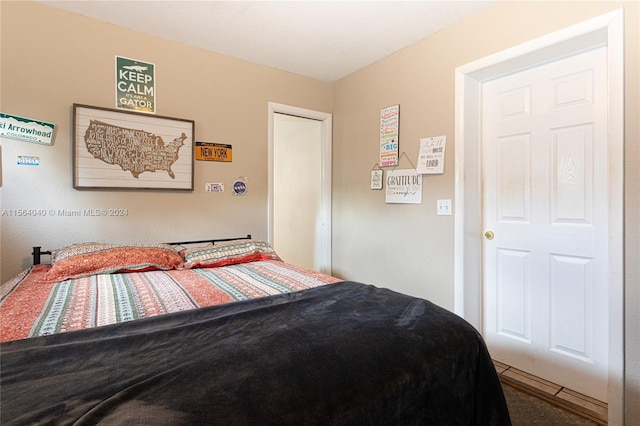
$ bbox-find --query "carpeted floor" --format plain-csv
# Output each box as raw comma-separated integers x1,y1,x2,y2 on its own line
502,384,599,425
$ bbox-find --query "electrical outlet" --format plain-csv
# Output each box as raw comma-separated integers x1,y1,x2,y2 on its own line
437,199,452,216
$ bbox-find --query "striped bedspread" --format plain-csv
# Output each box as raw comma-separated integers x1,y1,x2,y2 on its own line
0,261,341,342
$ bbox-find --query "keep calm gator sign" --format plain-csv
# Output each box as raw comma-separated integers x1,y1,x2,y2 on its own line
116,56,156,113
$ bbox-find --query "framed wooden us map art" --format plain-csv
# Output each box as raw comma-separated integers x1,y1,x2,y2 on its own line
73,104,194,190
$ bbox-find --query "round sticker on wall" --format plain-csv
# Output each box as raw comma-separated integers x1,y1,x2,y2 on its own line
232,178,247,196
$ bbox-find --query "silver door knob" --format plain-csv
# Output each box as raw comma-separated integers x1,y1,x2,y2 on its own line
484,230,495,240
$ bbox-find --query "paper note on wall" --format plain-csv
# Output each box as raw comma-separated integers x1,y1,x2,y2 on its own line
416,135,446,174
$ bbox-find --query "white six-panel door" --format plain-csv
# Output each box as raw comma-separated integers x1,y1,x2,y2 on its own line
481,46,608,401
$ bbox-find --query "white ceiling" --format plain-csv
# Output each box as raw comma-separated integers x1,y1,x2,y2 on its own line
37,0,495,82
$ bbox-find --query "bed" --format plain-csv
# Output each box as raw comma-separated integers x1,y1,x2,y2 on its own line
0,237,511,425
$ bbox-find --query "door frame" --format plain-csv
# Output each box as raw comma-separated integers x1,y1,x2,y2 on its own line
267,102,332,274
453,9,624,424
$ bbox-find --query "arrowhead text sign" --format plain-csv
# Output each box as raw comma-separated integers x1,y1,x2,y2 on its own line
0,112,55,145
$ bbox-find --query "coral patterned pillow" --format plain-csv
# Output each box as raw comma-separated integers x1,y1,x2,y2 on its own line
181,240,281,269
42,243,184,282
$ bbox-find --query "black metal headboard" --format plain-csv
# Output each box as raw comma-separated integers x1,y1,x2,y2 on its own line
32,235,252,265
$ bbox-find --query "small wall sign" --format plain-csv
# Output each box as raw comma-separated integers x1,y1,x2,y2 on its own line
205,183,224,193
380,104,399,167
385,169,422,204
0,112,55,145
17,155,40,166
371,169,383,190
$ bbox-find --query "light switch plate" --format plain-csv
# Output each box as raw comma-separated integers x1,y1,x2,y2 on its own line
437,199,452,216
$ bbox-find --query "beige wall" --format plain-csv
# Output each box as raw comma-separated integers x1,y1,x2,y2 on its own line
0,1,332,280
332,1,639,423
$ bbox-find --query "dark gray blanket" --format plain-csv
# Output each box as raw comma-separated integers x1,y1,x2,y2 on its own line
1,281,511,425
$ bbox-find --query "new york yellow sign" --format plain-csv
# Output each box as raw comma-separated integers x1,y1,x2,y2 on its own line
195,142,232,162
